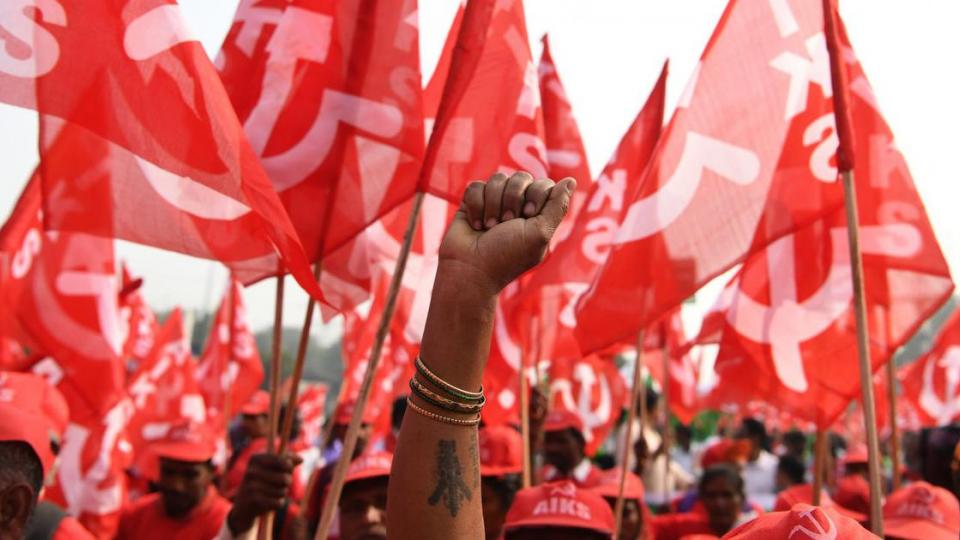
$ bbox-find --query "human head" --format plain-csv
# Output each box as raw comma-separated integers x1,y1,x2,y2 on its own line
722,504,875,539
542,409,586,475
479,425,523,540
150,421,217,518
699,464,745,535
503,481,614,540
632,432,649,476
482,475,521,540
330,400,371,458
736,418,768,461
593,471,645,540
240,390,271,440
339,453,391,540
883,481,960,540
776,454,806,491
675,423,692,451
0,441,43,538
782,430,807,460
842,445,870,480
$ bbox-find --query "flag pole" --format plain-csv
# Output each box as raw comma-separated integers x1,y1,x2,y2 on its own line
519,346,532,489
314,192,425,540
614,330,645,539
886,359,901,491
661,338,672,505
278,264,322,455
258,274,286,540
812,429,827,505
220,278,237,494
823,0,883,532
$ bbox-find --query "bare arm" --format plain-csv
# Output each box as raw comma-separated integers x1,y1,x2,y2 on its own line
387,172,575,539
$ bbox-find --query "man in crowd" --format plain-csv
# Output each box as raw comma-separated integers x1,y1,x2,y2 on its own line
650,464,758,539
336,453,392,540
883,481,959,540
0,406,55,539
540,408,602,487
592,470,648,539
735,418,778,509
478,425,523,540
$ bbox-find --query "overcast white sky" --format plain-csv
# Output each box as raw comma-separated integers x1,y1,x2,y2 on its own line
1,1,958,342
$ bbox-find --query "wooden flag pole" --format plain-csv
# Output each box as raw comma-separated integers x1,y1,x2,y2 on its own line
812,430,827,505
259,275,286,540
314,192,425,540
886,359,902,491
519,352,532,489
823,0,883,533
220,279,237,493
614,331,645,539
661,340,673,504
278,264,322,456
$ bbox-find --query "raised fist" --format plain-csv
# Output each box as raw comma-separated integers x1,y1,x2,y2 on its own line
438,171,576,294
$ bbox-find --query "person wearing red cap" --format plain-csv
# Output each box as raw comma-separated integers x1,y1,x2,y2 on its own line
882,481,960,540
834,472,871,522
650,465,758,540
478,426,523,540
721,503,876,539
501,481,614,539
387,174,577,539
334,452,392,540
0,406,55,539
841,444,871,481
540,408,603,488
592,470,649,539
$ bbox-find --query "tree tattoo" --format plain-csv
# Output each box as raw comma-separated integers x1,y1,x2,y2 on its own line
428,439,472,516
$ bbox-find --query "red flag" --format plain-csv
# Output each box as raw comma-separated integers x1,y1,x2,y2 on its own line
295,383,329,450
644,310,701,425
900,309,960,427
195,280,263,425
421,0,547,200
127,309,206,466
548,354,627,456
575,0,870,353
516,65,667,361
118,263,158,374
0,0,324,301
216,0,426,293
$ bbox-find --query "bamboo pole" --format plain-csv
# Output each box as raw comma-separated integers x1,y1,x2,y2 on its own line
278,264,322,455
614,331,645,539
314,192,425,540
258,275,285,540
886,359,901,491
220,279,237,493
519,355,532,489
812,430,827,505
661,339,672,504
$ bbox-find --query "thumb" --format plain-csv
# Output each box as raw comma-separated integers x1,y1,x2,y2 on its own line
534,177,576,233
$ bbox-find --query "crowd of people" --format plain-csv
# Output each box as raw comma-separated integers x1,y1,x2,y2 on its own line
0,175,958,539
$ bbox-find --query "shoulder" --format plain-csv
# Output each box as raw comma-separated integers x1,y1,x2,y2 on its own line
53,516,96,540
121,493,162,519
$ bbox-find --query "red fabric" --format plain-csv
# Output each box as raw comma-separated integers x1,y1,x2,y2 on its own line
295,383,328,449
115,487,230,540
773,484,867,523
575,1,874,354
0,371,70,439
592,470,645,501
479,425,523,477
216,0,425,304
547,355,627,456
504,481,615,535
240,389,271,416
194,280,263,427
883,481,959,540
514,63,666,363
722,504,876,539
53,516,97,540
650,513,717,540
899,309,960,427
644,310,702,424
0,2,323,301
127,309,207,476
691,9,953,428
119,264,158,373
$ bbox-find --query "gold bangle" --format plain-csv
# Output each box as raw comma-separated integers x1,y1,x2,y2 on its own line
415,356,483,402
410,377,485,414
406,397,481,426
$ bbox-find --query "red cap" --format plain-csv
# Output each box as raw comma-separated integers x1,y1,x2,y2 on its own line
842,444,869,466
591,470,644,501
333,398,377,425
0,371,70,440
240,390,271,416
834,475,871,517
479,425,523,477
883,481,959,540
344,452,392,486
0,407,56,477
773,484,867,522
543,408,584,434
700,439,751,469
504,481,614,536
150,421,216,463
723,504,877,539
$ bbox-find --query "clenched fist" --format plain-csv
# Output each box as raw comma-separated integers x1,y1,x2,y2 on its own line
439,171,576,294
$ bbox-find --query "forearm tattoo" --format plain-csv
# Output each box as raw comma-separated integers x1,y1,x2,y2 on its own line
427,439,472,516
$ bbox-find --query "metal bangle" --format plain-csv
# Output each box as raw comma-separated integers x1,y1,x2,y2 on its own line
410,377,484,414
406,397,481,427
415,356,483,402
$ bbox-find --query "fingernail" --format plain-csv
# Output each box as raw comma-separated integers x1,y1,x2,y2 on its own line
485,218,498,229
523,202,535,216
472,220,482,230
503,210,515,221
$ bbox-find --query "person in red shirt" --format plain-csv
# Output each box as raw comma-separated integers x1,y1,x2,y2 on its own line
478,425,523,540
883,481,960,540
337,453,392,540
651,465,758,540
540,409,602,488
592,470,650,540
502,481,614,539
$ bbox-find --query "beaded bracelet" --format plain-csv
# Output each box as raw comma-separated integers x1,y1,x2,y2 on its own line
409,377,485,414
415,356,483,402
406,397,481,427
